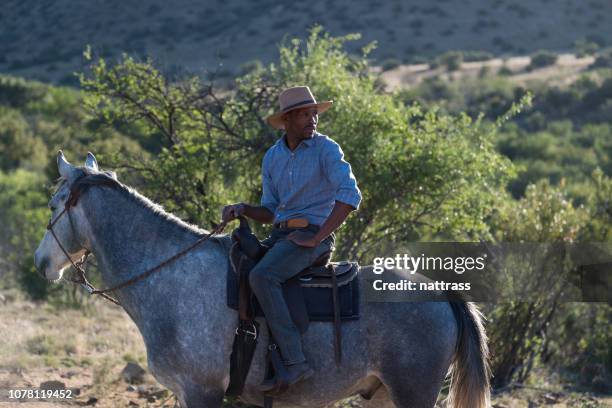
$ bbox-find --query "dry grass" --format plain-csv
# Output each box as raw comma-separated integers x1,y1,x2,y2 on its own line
0,295,609,407
0,295,151,407
379,53,597,92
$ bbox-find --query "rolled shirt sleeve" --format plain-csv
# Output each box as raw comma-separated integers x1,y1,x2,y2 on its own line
260,154,279,214
322,140,362,210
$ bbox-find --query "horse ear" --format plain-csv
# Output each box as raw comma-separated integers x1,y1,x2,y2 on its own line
57,150,74,178
85,152,99,171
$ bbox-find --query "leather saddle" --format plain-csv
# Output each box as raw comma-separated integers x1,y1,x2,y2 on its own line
227,216,359,324
224,217,360,399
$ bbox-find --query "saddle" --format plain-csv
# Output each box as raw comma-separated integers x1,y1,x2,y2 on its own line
224,217,360,401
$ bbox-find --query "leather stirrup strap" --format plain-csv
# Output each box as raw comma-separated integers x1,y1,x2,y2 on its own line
238,256,253,321
331,265,342,364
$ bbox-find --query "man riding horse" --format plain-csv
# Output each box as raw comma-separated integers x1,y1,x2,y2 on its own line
221,86,362,392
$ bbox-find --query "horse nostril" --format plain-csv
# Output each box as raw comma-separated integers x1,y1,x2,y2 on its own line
35,255,49,277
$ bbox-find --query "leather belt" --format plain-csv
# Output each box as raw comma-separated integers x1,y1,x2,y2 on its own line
273,218,309,229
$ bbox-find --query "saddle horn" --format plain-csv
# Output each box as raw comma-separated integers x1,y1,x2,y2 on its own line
232,216,268,260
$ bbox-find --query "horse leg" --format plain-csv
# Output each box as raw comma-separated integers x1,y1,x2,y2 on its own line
179,382,224,408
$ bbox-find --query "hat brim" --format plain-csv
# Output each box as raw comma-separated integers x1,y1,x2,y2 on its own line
265,101,333,130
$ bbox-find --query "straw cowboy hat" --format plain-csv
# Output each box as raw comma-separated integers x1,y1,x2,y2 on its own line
266,86,333,130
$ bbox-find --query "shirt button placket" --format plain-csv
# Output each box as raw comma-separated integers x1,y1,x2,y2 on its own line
289,152,295,184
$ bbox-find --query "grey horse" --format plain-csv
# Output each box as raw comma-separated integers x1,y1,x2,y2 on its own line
34,152,490,408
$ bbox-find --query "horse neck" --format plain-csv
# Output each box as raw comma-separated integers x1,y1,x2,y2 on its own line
80,186,211,301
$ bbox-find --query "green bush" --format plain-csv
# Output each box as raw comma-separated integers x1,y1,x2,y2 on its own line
0,169,55,300
574,39,600,58
381,58,401,71
79,26,517,259
0,108,48,171
239,59,263,76
405,55,429,65
527,50,558,70
461,50,494,62
437,51,463,71
487,179,588,387
0,75,47,108
589,50,612,69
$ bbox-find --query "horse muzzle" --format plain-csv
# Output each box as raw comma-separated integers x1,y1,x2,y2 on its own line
34,251,62,281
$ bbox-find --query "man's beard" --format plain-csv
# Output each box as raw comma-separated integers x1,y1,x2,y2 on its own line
302,127,316,138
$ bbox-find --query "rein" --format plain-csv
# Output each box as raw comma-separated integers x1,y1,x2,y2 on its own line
46,173,226,306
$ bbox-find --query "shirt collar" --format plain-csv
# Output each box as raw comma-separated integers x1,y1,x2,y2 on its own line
278,132,316,151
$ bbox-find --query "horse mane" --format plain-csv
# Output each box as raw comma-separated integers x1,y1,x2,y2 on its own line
70,167,227,242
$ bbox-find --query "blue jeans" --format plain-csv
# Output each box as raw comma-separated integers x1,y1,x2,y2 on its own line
248,225,335,365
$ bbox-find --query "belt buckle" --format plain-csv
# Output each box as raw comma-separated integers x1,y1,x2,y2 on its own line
290,218,309,228
276,218,308,229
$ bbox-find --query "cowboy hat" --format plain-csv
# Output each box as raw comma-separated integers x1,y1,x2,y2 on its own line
266,86,333,130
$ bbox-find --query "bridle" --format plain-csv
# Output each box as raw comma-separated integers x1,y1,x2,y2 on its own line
46,172,226,306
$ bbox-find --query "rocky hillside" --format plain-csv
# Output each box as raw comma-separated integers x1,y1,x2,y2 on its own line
1,0,612,85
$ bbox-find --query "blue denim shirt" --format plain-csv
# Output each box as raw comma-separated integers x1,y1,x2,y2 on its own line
261,131,362,225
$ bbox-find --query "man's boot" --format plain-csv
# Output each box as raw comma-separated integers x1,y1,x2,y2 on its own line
258,361,314,393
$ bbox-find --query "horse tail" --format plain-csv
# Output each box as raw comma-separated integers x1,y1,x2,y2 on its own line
447,302,491,408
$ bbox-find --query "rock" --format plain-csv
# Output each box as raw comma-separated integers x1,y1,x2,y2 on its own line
85,396,98,405
128,400,139,406
121,362,146,384
40,380,66,390
542,393,561,404
150,387,168,399
60,370,78,379
127,384,137,392
136,385,168,401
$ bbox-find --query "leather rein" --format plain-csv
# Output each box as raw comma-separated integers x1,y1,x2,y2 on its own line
46,172,226,306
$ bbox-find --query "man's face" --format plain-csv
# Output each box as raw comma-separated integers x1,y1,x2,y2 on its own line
283,106,318,139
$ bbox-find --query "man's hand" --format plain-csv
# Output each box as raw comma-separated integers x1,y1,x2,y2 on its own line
286,230,320,248
221,203,246,223
220,204,275,224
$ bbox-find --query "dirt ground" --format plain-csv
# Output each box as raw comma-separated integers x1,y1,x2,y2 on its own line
0,294,610,408
378,53,597,91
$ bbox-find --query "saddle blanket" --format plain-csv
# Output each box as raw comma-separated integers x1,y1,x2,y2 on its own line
226,261,360,322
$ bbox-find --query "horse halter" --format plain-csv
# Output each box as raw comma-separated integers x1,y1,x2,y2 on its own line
45,172,226,306
46,172,122,304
